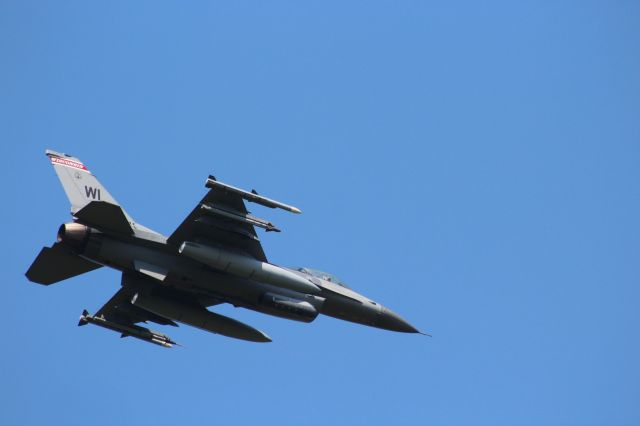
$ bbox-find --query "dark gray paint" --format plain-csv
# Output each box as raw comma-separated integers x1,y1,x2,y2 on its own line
25,150,421,347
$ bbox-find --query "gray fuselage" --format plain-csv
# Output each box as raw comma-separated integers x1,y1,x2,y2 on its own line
69,224,416,333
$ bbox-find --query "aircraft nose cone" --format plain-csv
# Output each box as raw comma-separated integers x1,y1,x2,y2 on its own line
377,307,420,333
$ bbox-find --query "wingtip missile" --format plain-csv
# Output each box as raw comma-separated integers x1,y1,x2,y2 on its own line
78,309,178,348
205,177,302,214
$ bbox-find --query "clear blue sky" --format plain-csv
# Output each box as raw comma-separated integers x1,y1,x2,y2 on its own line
2,2,639,425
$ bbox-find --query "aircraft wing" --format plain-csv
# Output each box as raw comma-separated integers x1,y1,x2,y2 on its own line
86,273,268,345
93,274,179,328
168,177,269,262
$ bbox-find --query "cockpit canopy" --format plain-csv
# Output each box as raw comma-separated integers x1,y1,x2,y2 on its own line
296,267,350,288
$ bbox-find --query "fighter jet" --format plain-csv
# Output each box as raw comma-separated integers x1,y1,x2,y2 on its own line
25,150,421,347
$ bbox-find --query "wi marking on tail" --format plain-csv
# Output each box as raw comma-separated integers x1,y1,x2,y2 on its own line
84,186,101,200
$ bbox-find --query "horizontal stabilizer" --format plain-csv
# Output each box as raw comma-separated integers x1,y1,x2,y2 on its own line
74,201,133,234
132,293,272,343
26,243,102,285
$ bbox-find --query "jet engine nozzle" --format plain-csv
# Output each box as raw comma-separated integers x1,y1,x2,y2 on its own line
57,222,91,251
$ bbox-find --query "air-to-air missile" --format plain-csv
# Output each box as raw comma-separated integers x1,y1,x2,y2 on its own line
205,176,302,213
78,310,178,348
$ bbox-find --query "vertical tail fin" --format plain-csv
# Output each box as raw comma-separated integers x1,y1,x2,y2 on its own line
46,150,127,215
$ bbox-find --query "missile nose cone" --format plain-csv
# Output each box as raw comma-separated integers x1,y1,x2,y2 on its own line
377,307,420,333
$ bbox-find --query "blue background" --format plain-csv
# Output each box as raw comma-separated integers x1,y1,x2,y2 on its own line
2,2,639,425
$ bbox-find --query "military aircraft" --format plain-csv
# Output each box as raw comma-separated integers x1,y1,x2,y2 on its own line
25,150,422,347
